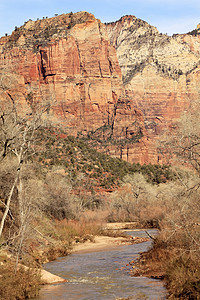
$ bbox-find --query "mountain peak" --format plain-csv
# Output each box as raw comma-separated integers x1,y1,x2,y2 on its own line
1,11,96,51
106,14,159,33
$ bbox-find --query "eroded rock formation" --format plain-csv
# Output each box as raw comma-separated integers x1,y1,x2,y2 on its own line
0,12,145,163
106,16,200,163
1,12,200,164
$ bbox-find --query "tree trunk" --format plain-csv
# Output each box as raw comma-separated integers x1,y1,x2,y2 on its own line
0,170,19,238
0,151,23,239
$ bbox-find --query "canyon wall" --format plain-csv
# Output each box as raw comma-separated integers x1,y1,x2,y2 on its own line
0,12,122,130
1,12,200,164
0,12,146,163
106,16,200,163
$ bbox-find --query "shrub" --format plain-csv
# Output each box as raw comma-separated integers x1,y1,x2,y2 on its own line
0,262,41,300
166,252,200,299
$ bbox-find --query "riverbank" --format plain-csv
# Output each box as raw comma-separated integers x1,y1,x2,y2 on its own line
71,222,147,253
40,234,135,284
72,234,149,254
0,222,151,299
40,223,150,284
72,235,131,253
36,228,166,300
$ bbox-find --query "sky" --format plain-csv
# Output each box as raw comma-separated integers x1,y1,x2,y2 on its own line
0,0,200,38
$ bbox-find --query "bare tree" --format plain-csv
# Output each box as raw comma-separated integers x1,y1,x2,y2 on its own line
0,92,50,239
122,173,151,204
159,101,200,175
108,173,153,221
157,101,200,289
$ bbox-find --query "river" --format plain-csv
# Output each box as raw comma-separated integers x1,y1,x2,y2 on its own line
34,229,166,299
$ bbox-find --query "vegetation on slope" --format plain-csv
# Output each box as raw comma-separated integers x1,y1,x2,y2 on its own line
3,11,94,51
36,126,174,190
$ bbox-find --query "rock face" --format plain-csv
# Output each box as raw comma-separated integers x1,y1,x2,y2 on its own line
0,12,145,163
1,12,200,164
0,12,122,130
106,16,200,163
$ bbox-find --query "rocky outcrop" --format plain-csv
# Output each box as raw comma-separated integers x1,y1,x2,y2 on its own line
40,268,66,284
106,17,200,163
1,12,200,164
0,12,146,163
0,12,122,130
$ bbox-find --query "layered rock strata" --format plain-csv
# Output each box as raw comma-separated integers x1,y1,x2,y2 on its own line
106,16,200,163
0,12,121,130
1,12,200,164
0,12,145,163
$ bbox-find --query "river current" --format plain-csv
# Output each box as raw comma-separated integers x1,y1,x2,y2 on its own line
34,229,166,300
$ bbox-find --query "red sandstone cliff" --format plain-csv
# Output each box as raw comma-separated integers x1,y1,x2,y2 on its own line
106,16,200,163
0,12,145,163
0,12,123,129
1,12,200,164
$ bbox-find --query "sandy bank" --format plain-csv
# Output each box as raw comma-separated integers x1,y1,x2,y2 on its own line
71,223,147,254
72,235,132,253
103,222,139,230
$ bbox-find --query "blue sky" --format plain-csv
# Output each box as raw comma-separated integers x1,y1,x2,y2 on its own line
0,0,199,38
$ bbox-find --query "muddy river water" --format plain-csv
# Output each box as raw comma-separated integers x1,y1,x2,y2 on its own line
35,229,166,299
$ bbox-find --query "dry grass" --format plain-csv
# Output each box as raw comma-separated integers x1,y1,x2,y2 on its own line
26,214,105,264
0,261,41,300
54,218,102,242
134,227,200,298
166,252,200,299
